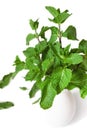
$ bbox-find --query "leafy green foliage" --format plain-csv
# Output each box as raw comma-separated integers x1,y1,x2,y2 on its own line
79,39,87,54
80,85,87,98
41,57,54,73
46,6,71,24
45,6,59,17
0,73,13,88
35,40,47,53
59,68,72,90
13,56,25,77
29,19,39,30
64,53,83,65
0,102,14,110
26,33,36,45
1,6,87,110
79,55,87,71
20,87,28,91
40,82,57,109
63,26,78,40
49,26,59,43
29,83,39,98
25,68,40,81
39,26,49,40
23,47,36,57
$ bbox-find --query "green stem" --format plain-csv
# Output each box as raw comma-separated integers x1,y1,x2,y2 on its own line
35,29,40,43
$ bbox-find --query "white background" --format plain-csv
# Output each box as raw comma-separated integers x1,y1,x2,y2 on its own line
0,0,87,129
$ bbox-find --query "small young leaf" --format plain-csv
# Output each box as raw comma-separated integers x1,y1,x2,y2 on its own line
13,56,25,77
29,19,39,30
40,82,57,109
0,73,13,89
29,83,39,98
26,33,36,45
20,87,28,91
64,53,83,65
59,10,71,23
39,26,49,40
48,10,71,24
79,39,87,54
45,6,58,17
0,102,14,110
23,47,36,57
63,25,78,40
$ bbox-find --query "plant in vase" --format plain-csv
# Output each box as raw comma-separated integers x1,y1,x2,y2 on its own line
0,6,87,126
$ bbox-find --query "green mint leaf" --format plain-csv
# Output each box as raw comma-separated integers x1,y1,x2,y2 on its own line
80,85,87,98
64,53,83,65
59,10,71,23
53,42,60,55
13,56,25,77
45,6,58,17
59,68,72,90
71,48,80,53
80,55,87,71
29,83,39,98
25,67,40,81
32,97,41,104
26,33,36,45
50,67,63,89
29,19,39,30
23,47,36,57
64,44,71,55
0,101,14,110
79,39,87,54
50,67,72,90
53,56,60,68
41,57,54,73
43,48,53,59
20,87,28,91
39,26,49,40
49,26,58,43
63,25,78,40
35,77,50,90
35,40,47,54
48,9,71,24
69,69,87,89
67,83,76,90
0,73,13,89
40,82,57,109
25,57,40,70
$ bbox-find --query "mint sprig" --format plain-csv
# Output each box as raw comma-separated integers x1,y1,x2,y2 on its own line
0,6,87,109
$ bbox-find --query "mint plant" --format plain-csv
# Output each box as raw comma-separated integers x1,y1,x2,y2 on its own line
0,6,87,109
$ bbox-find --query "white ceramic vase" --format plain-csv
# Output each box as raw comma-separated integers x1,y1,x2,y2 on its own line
42,89,76,127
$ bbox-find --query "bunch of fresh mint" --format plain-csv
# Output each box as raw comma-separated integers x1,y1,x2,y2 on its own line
0,6,87,109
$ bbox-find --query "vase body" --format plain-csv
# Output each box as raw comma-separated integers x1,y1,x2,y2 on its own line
42,89,76,127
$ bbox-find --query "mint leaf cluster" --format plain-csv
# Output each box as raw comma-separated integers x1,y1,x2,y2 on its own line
0,6,87,109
